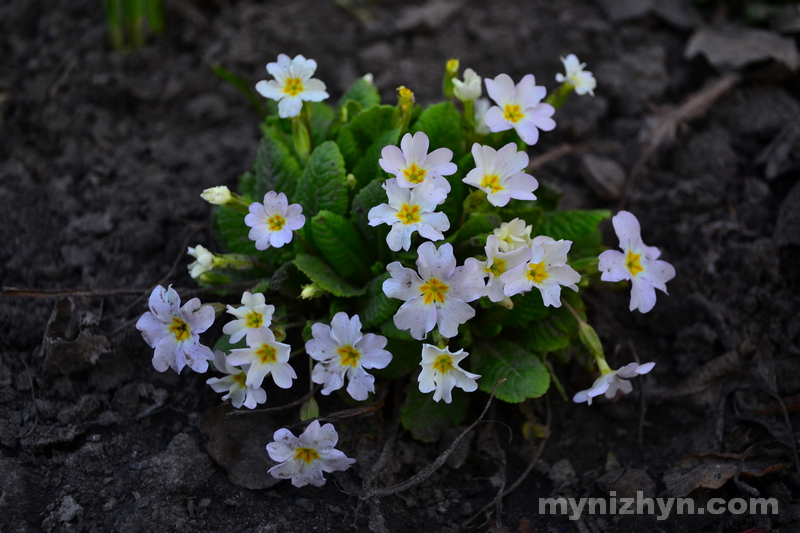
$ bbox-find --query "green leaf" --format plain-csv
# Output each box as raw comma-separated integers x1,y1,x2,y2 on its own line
501,203,543,234
503,291,551,327
372,337,420,379
238,170,257,199
293,253,366,297
352,127,401,187
472,340,551,403
211,205,291,267
311,210,371,280
350,178,390,260
539,209,610,242
338,105,395,152
309,102,335,147
518,291,585,353
452,213,499,244
380,319,416,342
252,126,303,199
294,141,349,217
401,386,469,442
337,77,381,111
411,101,464,159
358,273,401,329
438,152,471,225
212,333,246,356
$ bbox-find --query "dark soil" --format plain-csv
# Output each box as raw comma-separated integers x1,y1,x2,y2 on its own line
2,0,800,531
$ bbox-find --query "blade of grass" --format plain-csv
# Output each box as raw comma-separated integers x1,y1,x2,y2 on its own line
103,0,125,50
211,65,267,118
145,0,166,34
123,0,146,48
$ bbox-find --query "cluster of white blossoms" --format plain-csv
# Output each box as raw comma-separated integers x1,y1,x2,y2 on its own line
135,53,670,488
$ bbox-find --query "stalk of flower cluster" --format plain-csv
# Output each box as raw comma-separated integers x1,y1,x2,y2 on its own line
394,86,415,131
561,296,611,374
442,58,459,101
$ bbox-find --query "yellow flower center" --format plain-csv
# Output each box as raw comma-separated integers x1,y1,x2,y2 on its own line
337,345,361,368
402,163,427,184
255,343,277,364
245,311,263,329
294,447,320,464
486,257,506,277
625,250,644,276
432,354,454,374
396,204,421,225
232,373,247,386
283,77,304,97
480,174,503,194
503,104,524,123
169,318,191,342
267,214,286,231
525,261,548,284
419,277,449,305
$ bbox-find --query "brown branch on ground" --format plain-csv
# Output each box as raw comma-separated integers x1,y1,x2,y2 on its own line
462,394,552,529
618,72,742,210
353,378,506,501
527,142,620,171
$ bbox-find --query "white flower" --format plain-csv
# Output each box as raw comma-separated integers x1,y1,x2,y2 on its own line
222,291,275,344
474,98,491,135
418,344,480,403
306,312,392,401
267,420,355,487
463,143,538,207
493,218,533,252
367,179,450,252
555,54,596,97
383,242,485,340
573,362,655,405
598,211,676,313
244,191,305,251
200,186,232,205
187,244,217,279
135,285,215,374
255,54,329,118
206,350,266,409
453,68,482,102
501,236,581,307
227,327,296,390
379,132,457,192
484,73,556,146
471,235,531,302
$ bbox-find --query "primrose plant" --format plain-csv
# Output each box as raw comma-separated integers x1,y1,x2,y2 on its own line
136,54,675,488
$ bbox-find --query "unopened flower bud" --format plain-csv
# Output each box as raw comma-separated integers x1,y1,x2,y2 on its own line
201,186,232,206
300,284,324,299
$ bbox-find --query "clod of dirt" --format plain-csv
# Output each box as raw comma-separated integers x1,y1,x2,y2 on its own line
199,403,282,490
141,432,216,494
580,154,626,200
685,25,800,71
42,298,110,376
774,181,800,248
394,0,465,33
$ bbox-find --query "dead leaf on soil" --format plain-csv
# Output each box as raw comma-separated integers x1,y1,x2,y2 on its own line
42,298,110,375
685,25,800,71
394,0,465,32
199,403,281,490
757,121,800,181
597,0,701,29
580,154,626,201
663,453,789,497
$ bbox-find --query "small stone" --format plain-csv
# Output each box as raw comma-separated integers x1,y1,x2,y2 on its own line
58,495,82,522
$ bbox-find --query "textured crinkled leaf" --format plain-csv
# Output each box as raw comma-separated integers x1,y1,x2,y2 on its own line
449,213,499,245
211,206,290,267
338,105,395,153
538,210,609,247
372,337,420,379
293,254,366,297
294,141,349,217
310,210,371,280
353,127,401,187
503,291,551,327
337,77,381,111
472,340,551,403
309,102,335,147
401,386,469,442
238,170,257,199
350,178,390,259
211,334,246,359
411,101,464,159
518,291,585,353
252,126,303,199
358,273,401,329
